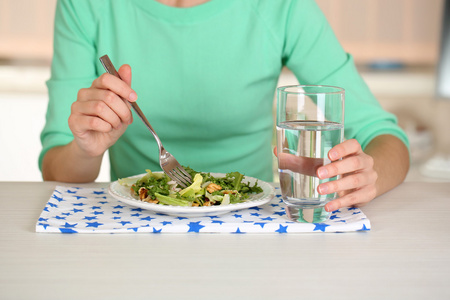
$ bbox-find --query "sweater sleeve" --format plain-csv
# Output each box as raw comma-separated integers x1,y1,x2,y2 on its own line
281,0,409,150
39,0,100,170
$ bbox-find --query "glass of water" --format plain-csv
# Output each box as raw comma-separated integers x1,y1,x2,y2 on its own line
276,85,344,223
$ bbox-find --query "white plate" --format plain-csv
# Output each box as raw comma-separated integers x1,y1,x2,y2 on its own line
108,173,275,217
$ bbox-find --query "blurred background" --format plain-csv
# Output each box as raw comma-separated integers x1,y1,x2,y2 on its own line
0,0,449,182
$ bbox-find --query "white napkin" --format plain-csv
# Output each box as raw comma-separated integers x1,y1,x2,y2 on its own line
36,186,370,233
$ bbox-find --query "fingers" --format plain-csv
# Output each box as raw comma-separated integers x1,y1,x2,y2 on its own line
91,66,137,102
278,153,324,177
325,185,377,212
69,113,115,135
118,64,132,87
70,102,120,133
76,88,133,125
328,139,362,162
317,139,370,179
318,153,374,179
275,139,378,212
318,168,377,195
314,139,379,212
72,64,136,134
67,64,136,158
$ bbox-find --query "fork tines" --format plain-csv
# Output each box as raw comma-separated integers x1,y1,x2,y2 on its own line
167,166,192,188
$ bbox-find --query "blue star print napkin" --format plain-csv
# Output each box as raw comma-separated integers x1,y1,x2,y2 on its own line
36,186,370,233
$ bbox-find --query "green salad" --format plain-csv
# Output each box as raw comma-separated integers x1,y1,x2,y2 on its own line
119,167,263,207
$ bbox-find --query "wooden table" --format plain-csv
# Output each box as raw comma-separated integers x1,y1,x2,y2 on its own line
1,181,449,300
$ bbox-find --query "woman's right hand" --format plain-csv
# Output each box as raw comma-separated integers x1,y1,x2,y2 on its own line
68,64,136,157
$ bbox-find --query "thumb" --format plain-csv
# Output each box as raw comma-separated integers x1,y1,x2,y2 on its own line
118,64,132,87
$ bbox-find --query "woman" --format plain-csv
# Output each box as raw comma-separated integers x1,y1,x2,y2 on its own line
40,0,410,213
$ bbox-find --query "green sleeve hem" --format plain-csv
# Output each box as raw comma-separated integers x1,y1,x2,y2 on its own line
356,125,410,153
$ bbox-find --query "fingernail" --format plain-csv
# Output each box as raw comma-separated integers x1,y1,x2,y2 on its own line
329,150,338,160
325,202,337,212
318,184,328,194
318,167,328,179
129,92,137,101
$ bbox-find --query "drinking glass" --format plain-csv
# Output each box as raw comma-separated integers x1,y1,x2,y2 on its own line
276,85,344,223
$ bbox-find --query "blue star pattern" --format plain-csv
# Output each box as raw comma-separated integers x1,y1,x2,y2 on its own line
233,227,245,234
35,186,371,233
187,221,205,232
313,223,330,232
275,224,288,233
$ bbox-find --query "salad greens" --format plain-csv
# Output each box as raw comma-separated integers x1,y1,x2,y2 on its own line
119,167,263,207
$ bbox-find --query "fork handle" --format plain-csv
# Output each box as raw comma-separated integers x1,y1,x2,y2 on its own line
99,55,164,151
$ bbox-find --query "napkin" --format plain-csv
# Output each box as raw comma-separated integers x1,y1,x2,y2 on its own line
36,186,370,233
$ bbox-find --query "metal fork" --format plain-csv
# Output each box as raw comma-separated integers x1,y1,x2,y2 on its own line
99,55,192,188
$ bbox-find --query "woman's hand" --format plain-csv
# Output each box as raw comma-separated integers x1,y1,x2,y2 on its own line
274,138,378,212
316,139,378,212
68,64,136,157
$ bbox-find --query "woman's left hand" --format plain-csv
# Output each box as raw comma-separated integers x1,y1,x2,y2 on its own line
317,139,378,212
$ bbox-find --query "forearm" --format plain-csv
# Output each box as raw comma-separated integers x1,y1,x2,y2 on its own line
42,141,103,183
364,134,410,197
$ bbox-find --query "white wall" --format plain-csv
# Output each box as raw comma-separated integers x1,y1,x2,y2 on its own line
0,66,110,182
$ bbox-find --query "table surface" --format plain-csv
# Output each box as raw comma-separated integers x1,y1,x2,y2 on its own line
1,181,449,300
